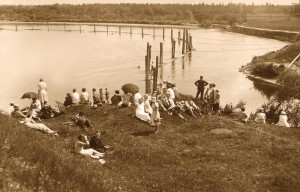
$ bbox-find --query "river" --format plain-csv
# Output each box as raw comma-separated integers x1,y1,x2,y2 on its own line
0,23,287,113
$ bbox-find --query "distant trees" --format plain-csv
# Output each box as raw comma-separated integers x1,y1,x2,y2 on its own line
0,3,292,25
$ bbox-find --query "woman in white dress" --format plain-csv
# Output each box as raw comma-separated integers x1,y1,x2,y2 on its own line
20,117,58,136
276,111,290,128
143,94,153,115
255,108,266,124
74,134,105,159
135,98,150,122
38,78,48,105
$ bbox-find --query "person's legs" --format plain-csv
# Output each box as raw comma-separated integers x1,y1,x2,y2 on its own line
200,89,204,100
195,89,201,99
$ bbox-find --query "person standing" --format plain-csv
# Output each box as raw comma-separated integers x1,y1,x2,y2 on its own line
105,88,110,104
92,88,101,106
38,78,48,105
194,76,208,100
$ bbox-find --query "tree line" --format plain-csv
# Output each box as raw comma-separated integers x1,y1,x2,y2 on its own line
0,3,292,25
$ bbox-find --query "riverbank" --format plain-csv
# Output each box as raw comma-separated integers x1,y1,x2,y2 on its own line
240,40,300,84
1,103,300,191
231,25,300,42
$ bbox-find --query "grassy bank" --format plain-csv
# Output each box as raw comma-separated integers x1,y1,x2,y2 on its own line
1,103,300,191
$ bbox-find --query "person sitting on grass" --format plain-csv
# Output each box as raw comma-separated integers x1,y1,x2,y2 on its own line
276,111,290,128
255,108,266,124
71,88,80,105
184,97,203,117
118,93,132,108
39,101,55,119
20,117,58,136
135,98,150,123
162,94,176,114
80,88,89,104
75,134,105,162
171,105,188,122
90,131,110,153
28,97,42,120
64,93,72,107
111,90,123,106
143,94,153,115
149,97,161,133
10,104,27,119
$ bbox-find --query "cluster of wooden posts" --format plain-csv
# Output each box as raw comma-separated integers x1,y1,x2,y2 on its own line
145,28,193,94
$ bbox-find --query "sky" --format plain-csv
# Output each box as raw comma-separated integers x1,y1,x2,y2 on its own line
0,0,297,5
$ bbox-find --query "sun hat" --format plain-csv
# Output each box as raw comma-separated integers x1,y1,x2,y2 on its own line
280,111,286,115
151,97,156,102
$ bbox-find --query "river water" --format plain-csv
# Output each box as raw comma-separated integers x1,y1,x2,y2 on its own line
0,24,287,112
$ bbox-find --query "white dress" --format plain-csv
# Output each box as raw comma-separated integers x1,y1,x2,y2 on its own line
276,115,290,128
135,102,150,122
38,81,48,104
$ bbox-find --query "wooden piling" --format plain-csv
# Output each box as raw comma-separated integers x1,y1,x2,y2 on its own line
130,26,132,35
31,23,33,30
64,23,66,32
185,29,189,51
142,27,144,38
94,23,96,33
153,56,159,93
171,29,173,40
153,28,155,37
172,39,176,59
119,26,121,35
163,28,165,39
15,22,18,31
79,25,81,33
145,55,149,94
189,36,193,52
47,22,49,31
107,25,108,33
182,29,186,54
159,42,163,64
178,31,181,43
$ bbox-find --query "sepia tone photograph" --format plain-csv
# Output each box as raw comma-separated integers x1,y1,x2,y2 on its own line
0,0,300,191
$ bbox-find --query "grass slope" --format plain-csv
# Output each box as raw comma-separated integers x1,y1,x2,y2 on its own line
1,104,300,191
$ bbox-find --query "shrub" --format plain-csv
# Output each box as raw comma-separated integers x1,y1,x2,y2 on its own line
251,63,285,79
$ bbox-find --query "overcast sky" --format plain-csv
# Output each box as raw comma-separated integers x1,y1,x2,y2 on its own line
0,0,298,5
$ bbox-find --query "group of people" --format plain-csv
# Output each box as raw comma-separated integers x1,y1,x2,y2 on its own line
5,75,295,166
64,88,110,107
75,131,109,164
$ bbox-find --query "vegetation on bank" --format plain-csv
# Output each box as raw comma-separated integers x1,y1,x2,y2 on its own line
0,3,292,26
241,40,300,79
1,101,300,191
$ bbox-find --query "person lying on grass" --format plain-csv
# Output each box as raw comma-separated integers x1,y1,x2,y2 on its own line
20,117,58,136
75,134,105,160
65,112,94,129
90,131,110,153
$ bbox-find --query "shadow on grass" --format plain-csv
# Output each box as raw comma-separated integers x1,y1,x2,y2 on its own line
130,130,156,136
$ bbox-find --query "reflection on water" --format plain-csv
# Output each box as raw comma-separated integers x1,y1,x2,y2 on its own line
0,25,287,112
252,79,279,99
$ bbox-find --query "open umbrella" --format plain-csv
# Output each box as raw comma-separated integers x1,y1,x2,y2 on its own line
121,83,139,94
21,92,38,99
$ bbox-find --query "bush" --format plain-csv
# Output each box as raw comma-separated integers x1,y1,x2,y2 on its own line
251,63,285,78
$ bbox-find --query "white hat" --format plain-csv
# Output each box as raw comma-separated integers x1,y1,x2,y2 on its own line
280,111,286,115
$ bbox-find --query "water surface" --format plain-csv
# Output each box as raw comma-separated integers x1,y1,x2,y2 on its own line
0,24,287,112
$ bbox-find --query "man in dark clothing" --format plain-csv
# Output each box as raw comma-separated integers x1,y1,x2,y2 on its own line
194,76,208,100
111,90,123,105
90,131,109,153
